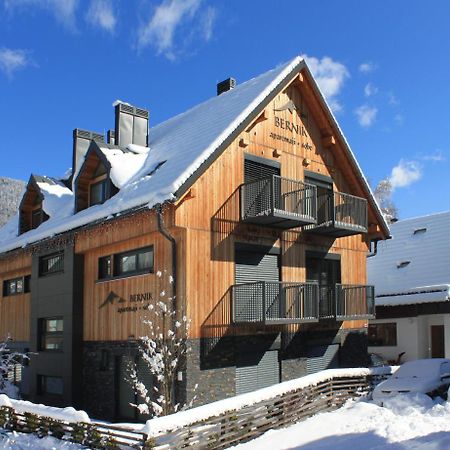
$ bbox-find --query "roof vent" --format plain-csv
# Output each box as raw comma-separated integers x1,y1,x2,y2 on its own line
413,227,427,235
217,77,236,96
114,102,149,148
397,261,411,269
72,128,104,184
107,129,115,145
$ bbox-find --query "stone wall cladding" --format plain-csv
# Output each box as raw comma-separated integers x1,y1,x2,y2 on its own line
82,341,138,421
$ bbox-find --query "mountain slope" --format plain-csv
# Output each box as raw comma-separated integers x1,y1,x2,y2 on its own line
0,177,25,228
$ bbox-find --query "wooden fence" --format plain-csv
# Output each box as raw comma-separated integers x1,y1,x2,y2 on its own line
0,369,392,449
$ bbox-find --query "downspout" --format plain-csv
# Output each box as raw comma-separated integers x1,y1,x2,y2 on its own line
156,203,179,410
367,238,380,258
156,203,177,308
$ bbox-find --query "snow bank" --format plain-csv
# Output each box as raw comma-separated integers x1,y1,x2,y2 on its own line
142,366,394,436
0,395,89,423
233,393,450,450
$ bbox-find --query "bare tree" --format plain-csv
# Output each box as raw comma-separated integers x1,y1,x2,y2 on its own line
374,178,398,223
127,272,194,417
0,338,27,399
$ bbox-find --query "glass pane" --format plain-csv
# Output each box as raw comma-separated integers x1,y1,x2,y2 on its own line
31,210,42,229
47,255,62,272
8,281,16,295
138,250,152,271
120,254,136,273
44,376,64,395
16,279,23,293
46,319,63,332
99,256,112,278
90,181,106,206
44,336,63,350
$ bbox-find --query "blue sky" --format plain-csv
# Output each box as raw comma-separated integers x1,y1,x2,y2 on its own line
0,0,449,220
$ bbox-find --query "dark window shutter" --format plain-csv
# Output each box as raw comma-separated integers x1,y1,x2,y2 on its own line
244,159,279,183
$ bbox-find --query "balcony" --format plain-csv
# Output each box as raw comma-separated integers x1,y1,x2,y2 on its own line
240,175,317,230
231,281,320,325
305,191,368,237
335,284,375,320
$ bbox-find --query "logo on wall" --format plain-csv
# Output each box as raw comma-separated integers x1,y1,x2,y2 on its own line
99,290,154,314
274,100,297,114
99,291,126,308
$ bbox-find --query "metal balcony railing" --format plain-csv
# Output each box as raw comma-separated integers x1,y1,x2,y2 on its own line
335,284,375,320
231,281,320,325
305,191,368,237
240,175,317,229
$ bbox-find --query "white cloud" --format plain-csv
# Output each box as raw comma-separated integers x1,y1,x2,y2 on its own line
201,5,216,41
388,92,399,106
389,160,422,189
302,55,349,112
137,0,216,60
86,0,116,33
394,113,404,125
421,150,445,162
355,104,378,127
359,62,376,74
4,0,79,29
0,47,32,78
364,82,378,97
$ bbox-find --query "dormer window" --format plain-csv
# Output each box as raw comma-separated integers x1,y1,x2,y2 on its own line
75,142,118,212
90,178,108,206
19,175,50,235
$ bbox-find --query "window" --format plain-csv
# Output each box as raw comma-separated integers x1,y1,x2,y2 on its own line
368,323,397,346
98,255,112,279
3,276,30,296
39,252,64,276
31,208,43,229
89,179,108,206
40,318,63,351
38,375,63,396
98,246,154,280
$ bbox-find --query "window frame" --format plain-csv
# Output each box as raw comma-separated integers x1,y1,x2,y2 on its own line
89,176,108,207
3,275,31,297
39,317,64,352
39,252,64,277
97,246,154,281
368,322,397,347
38,374,64,396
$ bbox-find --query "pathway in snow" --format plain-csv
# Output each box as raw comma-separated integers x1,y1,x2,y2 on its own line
0,431,87,449
233,394,450,450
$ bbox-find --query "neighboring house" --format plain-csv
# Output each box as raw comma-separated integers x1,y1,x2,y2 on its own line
368,212,450,363
0,56,389,421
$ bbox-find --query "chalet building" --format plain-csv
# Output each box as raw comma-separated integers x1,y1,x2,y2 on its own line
0,56,389,421
368,212,450,363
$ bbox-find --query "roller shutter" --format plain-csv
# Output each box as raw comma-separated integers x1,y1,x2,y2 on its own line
236,349,280,395
244,159,279,183
306,344,340,374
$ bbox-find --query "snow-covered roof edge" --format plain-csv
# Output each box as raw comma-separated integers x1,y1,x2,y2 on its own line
299,63,390,238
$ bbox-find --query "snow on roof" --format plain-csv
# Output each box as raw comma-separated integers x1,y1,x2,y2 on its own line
0,55,387,255
368,211,450,306
36,179,74,219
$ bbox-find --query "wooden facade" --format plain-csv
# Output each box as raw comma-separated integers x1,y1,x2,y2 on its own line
0,60,389,418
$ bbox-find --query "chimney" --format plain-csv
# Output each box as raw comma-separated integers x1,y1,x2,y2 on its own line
107,129,115,145
114,103,149,148
217,77,236,96
72,128,104,181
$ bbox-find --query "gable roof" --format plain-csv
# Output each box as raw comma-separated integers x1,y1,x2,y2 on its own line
0,56,389,255
368,211,450,306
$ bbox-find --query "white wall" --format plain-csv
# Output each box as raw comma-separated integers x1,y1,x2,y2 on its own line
369,314,450,363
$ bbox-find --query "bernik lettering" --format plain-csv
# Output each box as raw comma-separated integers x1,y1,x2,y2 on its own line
130,292,153,303
274,116,308,138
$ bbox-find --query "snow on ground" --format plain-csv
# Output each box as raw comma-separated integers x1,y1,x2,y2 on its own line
0,430,87,449
233,394,450,450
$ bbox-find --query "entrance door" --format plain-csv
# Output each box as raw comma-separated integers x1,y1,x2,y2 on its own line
431,325,445,358
305,176,333,227
117,355,136,421
306,255,341,318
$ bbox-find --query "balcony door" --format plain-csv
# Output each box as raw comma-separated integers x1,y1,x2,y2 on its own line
305,174,333,228
243,156,280,217
235,244,280,322
306,253,341,318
